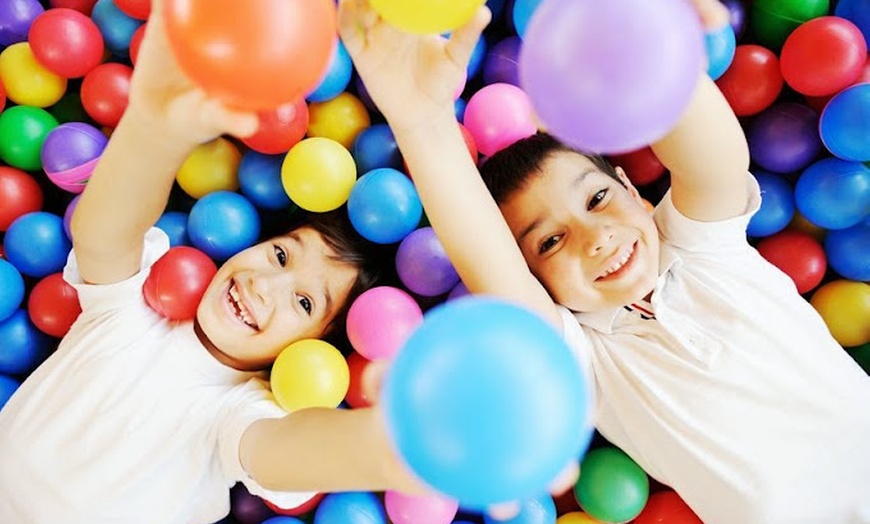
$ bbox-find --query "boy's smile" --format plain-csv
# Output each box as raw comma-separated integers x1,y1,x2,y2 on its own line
501,151,660,312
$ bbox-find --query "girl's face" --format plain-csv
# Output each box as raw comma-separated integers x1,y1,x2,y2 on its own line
196,226,359,370
500,151,661,312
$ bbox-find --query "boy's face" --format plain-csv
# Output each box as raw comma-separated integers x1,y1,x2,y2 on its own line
500,151,660,312
196,226,358,370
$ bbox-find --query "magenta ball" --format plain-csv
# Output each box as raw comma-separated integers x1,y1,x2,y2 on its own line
464,83,537,157
519,0,705,154
41,122,107,174
396,227,460,297
346,286,423,361
384,491,459,524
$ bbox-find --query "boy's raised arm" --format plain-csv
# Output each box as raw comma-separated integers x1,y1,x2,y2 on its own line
70,0,256,285
338,0,561,327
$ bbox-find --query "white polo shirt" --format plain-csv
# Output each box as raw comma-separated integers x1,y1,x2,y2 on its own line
561,176,870,524
0,229,313,524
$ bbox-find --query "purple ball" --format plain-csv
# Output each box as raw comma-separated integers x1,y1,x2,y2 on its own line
41,123,108,174
231,485,276,524
484,36,522,87
63,194,82,241
396,227,460,297
0,0,44,47
448,281,471,301
747,103,823,174
721,0,747,40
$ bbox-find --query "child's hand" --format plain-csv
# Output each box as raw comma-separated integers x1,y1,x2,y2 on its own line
338,0,490,132
125,0,258,148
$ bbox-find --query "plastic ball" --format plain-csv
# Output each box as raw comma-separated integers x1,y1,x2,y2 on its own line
314,492,387,524
721,0,747,40
281,137,357,212
187,191,261,261
746,102,822,174
238,151,293,211
705,23,737,81
262,518,303,524
344,351,373,409
27,272,81,337
63,194,81,240
0,166,43,231
520,0,704,154
352,124,403,175
270,339,349,412
129,22,146,66
154,210,189,247
556,512,600,524
810,280,870,347
447,281,470,301
608,147,666,187
464,83,536,157
632,490,703,524
0,258,25,322
41,122,107,174
385,491,459,524
90,0,143,57
80,62,133,128
347,168,423,244
836,0,870,44
780,17,866,97
176,137,241,199
512,0,542,39
230,485,275,524
395,227,460,297
750,0,830,51
369,0,486,35
0,309,52,375
757,229,827,294
307,40,353,103
114,0,150,20
0,0,43,47
346,286,423,361
715,45,783,117
747,171,795,237
28,8,105,79
795,158,870,230
483,36,522,87
306,92,371,150
164,0,336,111
383,297,592,509
49,0,97,16
142,246,217,320
466,33,487,81
242,99,309,156
575,447,649,523
820,83,870,162
0,375,21,411
0,42,67,107
482,493,556,524
4,211,71,278
825,222,870,281
0,81,5,112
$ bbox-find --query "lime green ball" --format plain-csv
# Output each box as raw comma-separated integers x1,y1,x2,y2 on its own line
575,447,649,523
751,0,829,50
0,106,59,171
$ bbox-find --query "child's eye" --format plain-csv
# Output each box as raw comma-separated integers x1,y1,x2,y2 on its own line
539,235,562,254
297,295,312,315
588,189,608,211
273,245,287,267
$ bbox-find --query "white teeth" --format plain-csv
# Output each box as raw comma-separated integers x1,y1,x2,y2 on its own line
228,282,257,329
601,244,634,277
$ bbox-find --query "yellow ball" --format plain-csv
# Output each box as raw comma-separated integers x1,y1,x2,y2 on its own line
0,43,67,107
810,280,870,347
281,137,356,212
270,339,350,412
370,0,486,34
176,137,241,199
556,512,601,524
307,92,371,149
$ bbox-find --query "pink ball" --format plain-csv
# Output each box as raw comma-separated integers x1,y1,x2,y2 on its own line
463,82,537,156
346,286,422,361
384,490,459,524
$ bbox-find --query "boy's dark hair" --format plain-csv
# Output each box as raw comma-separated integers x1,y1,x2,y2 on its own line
479,132,622,204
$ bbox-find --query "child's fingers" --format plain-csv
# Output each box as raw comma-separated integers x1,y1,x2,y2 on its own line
361,359,390,402
686,0,730,31
446,6,492,70
337,0,380,54
199,98,259,139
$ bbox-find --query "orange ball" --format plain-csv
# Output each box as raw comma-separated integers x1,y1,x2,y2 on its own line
164,0,337,111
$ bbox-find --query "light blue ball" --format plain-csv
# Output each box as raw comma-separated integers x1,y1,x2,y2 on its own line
307,41,353,103
0,309,52,375
314,492,386,524
188,191,260,261
383,297,592,510
262,517,305,524
705,23,736,80
90,0,143,57
795,158,870,230
825,222,870,281
513,0,544,39
347,168,422,244
483,493,557,524
155,211,189,247
820,83,870,162
238,151,293,211
4,211,71,278
0,258,25,322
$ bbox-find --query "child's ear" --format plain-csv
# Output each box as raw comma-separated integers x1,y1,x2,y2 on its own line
614,166,645,205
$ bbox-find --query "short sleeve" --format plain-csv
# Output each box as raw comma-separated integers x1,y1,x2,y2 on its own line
63,228,170,313
218,378,317,510
653,173,761,253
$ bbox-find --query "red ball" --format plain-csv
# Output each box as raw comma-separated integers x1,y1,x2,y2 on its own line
163,0,337,111
344,350,373,409
29,8,105,79
781,16,867,97
242,98,309,155
716,45,784,117
0,80,6,112
143,246,218,320
49,0,98,16
264,493,325,516
608,146,666,186
633,491,702,524
129,23,147,67
0,167,44,231
757,229,827,295
81,62,133,128
114,0,151,20
27,272,82,338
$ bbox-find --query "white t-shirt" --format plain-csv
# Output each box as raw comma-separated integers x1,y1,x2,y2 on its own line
0,229,313,524
560,176,870,524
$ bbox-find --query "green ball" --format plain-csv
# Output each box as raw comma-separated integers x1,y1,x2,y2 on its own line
750,0,829,50
0,106,60,171
847,343,870,375
575,447,649,523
